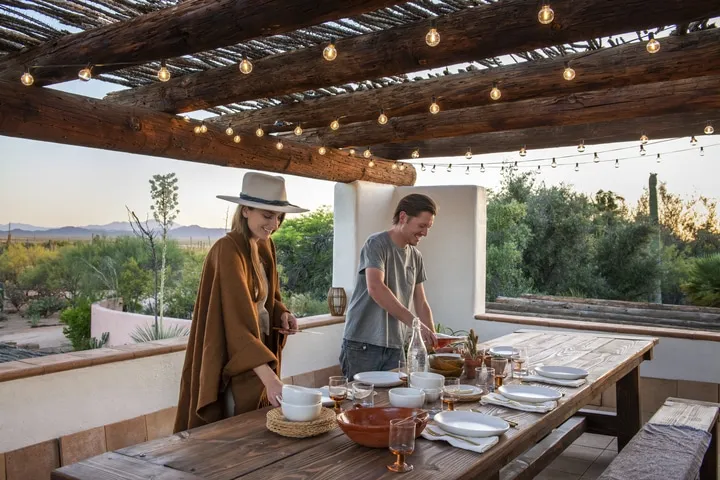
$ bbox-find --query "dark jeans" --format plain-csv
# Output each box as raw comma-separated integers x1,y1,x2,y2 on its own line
339,339,403,380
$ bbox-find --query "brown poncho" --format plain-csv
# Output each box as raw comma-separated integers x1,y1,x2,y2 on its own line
174,230,289,432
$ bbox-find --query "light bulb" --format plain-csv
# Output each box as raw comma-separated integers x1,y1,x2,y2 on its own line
615,159,620,168
255,126,264,137
563,63,575,81
318,146,327,155
182,115,191,123
480,164,485,173
536,165,542,175
447,164,452,172
363,148,372,158
465,148,472,160
225,125,234,136
705,123,714,135
378,110,388,125
593,153,599,163
465,166,470,175
20,70,34,86
411,149,420,159
323,40,337,61
239,57,253,74
552,158,557,168
578,141,585,153
158,61,171,82
691,136,698,145
575,163,579,172
656,153,661,163
700,146,705,156
420,163,426,171
233,135,241,143
640,134,648,144
330,119,340,130
425,20,440,47
519,146,527,157
490,83,501,101
640,145,646,155
392,162,398,170
538,4,554,24
369,159,375,167
193,125,201,134
646,33,660,54
431,165,436,173
429,96,440,114
200,122,207,134
400,163,407,171
349,148,356,156
276,140,284,150
513,161,519,171
78,66,92,81
294,125,303,136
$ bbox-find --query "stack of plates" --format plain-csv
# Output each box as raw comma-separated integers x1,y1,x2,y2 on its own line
433,411,510,438
534,366,589,380
497,384,563,403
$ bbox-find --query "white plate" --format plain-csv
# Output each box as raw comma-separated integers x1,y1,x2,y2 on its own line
535,366,589,380
434,411,510,438
498,385,562,403
488,346,514,358
453,385,483,397
353,371,404,387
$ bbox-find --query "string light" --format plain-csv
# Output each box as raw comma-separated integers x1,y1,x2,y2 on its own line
705,123,715,135
225,124,234,136
551,158,557,168
20,68,34,86
363,147,372,158
593,153,599,163
519,145,527,157
465,147,472,160
392,162,398,170
563,62,576,81
578,140,585,153
233,135,241,143
369,159,376,167
425,19,440,47
615,159,620,168
490,82,502,101
349,148,356,156
400,163,407,171
431,165,436,173
239,57,253,74
640,134,649,144
700,146,705,156
691,136,698,145
330,119,340,131
646,32,660,54
574,163,579,172
480,163,485,173
465,166,470,175
255,126,265,137
429,96,440,114
158,60,171,82
447,164,452,172
318,146,327,155
275,140,284,150
536,165,542,174
193,125,201,134
640,144,647,155
294,124,303,136
78,65,92,81
378,109,388,125
182,115,191,123
538,4,554,24
421,163,426,171
656,153,661,163
323,39,338,61
411,149,420,159
513,161,519,171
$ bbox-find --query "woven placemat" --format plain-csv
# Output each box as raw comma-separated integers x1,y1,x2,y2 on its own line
266,407,337,438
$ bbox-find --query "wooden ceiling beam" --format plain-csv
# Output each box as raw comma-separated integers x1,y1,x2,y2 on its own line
0,0,408,86
0,81,414,186
210,29,720,134
369,111,719,160
104,0,720,113
293,76,720,148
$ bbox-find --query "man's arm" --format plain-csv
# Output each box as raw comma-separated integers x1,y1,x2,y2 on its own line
413,282,435,334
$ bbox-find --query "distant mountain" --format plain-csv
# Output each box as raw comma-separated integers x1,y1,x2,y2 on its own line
170,225,226,239
7,222,227,240
1,223,49,232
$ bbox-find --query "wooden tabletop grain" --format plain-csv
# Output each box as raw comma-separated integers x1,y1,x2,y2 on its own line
52,330,657,480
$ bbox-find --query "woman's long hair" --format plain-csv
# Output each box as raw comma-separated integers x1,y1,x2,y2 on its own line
231,205,284,302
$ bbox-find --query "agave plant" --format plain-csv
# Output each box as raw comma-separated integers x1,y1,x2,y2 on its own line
464,329,481,360
682,254,720,307
130,322,189,343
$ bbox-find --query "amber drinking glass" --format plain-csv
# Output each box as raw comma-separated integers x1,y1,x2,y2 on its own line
490,358,508,389
329,376,348,413
387,418,416,473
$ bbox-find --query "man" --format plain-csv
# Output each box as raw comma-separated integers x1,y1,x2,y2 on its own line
340,193,438,379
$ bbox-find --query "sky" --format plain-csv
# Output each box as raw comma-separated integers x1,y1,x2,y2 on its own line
2,79,719,229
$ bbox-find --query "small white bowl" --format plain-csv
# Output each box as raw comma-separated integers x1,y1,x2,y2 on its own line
282,385,322,405
422,387,441,402
280,400,322,422
389,387,426,408
409,371,444,390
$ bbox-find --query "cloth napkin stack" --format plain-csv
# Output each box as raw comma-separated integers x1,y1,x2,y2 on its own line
421,425,499,453
481,392,557,413
520,374,586,388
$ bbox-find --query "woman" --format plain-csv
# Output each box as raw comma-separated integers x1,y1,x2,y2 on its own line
174,172,308,432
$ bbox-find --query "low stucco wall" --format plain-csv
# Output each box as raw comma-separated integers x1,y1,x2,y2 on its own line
91,303,191,347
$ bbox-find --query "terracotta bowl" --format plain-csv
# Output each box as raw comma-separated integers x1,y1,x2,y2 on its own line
336,407,429,448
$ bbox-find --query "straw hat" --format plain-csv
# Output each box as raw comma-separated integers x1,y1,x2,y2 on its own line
217,172,308,213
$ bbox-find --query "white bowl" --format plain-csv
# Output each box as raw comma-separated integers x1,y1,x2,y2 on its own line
389,388,426,408
280,400,322,422
422,387,441,402
282,385,322,405
409,371,444,390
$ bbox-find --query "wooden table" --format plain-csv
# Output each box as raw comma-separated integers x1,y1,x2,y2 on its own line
52,330,657,480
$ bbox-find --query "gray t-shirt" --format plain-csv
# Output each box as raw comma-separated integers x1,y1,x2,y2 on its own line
342,231,427,349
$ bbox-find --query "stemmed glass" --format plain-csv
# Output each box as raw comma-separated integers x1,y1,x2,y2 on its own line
511,347,529,378
387,418,416,473
442,377,460,411
328,376,348,413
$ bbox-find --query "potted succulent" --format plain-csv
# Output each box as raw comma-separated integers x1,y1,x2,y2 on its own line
462,329,484,379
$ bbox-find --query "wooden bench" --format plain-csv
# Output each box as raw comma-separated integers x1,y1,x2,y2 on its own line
599,397,719,480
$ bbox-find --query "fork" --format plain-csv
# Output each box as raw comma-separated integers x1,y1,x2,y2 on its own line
425,427,485,446
470,409,519,428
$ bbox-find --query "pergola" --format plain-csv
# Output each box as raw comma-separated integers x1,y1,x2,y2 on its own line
0,0,718,186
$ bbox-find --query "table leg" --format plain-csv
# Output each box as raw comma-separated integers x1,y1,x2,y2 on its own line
615,366,641,452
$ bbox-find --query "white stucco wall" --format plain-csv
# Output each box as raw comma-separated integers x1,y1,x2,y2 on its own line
91,303,191,346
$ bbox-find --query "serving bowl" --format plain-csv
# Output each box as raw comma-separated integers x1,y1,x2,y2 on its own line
388,387,425,408
280,399,322,422
336,407,428,448
409,371,444,390
428,354,464,377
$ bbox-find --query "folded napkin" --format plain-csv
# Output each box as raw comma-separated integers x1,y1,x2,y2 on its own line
521,374,586,388
422,425,499,453
481,392,557,413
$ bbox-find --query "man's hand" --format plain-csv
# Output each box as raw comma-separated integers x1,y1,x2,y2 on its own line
279,311,298,334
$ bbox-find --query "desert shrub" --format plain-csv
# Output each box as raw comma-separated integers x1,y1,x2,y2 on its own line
682,254,720,307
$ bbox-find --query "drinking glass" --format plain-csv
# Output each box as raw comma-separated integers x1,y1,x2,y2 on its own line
490,358,508,389
352,381,374,409
398,360,409,387
475,366,494,394
511,347,529,378
442,377,460,411
328,376,348,413
387,418,416,473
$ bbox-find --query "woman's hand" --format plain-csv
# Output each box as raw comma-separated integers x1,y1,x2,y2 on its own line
266,376,284,407
279,311,299,334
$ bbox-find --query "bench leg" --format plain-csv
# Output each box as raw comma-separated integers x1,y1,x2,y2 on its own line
699,423,718,480
616,366,641,452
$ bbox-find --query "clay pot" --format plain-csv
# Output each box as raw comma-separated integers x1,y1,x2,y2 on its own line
463,357,484,379
337,407,428,448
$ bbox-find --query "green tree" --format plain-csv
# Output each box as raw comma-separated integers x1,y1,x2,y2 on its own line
118,258,151,313
149,173,180,323
682,254,720,307
485,199,532,300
